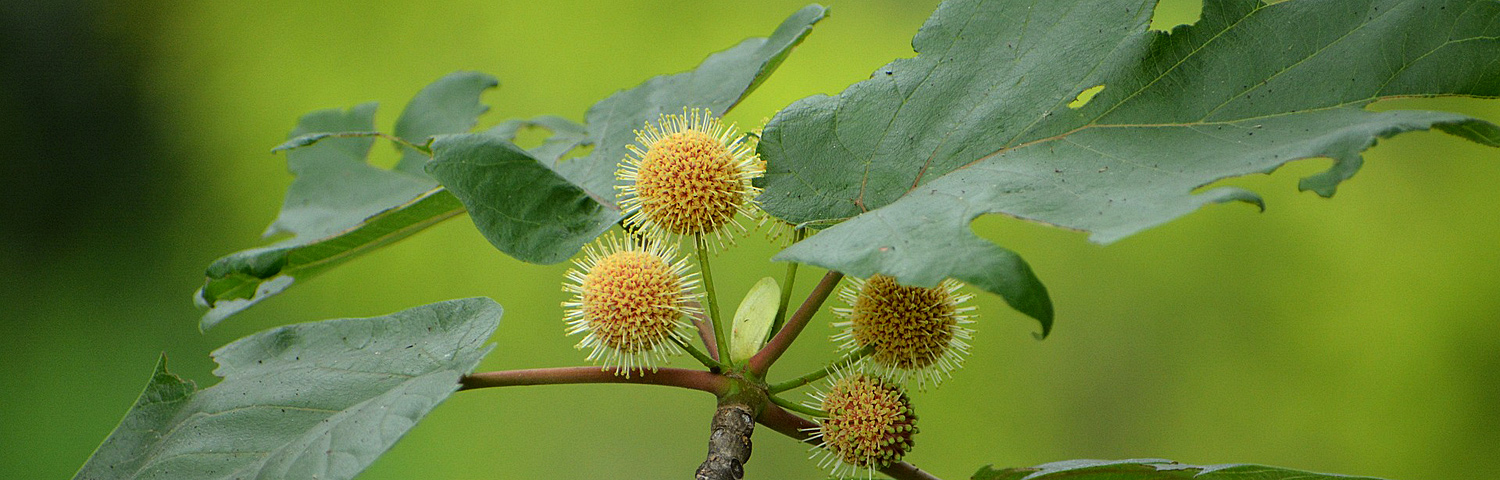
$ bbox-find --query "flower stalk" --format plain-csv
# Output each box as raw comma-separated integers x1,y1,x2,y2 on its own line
672,335,722,370
696,234,732,367
685,300,721,362
768,394,825,418
770,228,808,334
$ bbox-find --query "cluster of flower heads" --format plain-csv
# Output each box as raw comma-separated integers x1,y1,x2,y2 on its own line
562,109,761,375
807,274,975,476
559,108,981,477
806,373,919,477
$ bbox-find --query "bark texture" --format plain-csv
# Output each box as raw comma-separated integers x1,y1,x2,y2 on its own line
695,403,754,480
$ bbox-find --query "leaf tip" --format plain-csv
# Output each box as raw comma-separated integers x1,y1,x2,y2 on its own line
1032,305,1055,340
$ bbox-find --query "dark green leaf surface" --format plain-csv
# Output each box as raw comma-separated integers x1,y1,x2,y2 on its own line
973,459,1384,480
76,298,502,480
427,134,617,264
431,5,827,264
393,71,499,174
760,0,1500,336
485,115,591,179
197,73,497,328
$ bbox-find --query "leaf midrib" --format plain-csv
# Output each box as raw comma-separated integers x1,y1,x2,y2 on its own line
205,188,464,306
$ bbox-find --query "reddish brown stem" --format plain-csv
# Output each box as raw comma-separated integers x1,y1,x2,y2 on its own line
755,402,818,440
687,300,721,362
459,367,727,395
756,404,944,480
747,270,844,377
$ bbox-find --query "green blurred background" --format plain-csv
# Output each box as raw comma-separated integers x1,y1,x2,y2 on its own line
2,0,1497,478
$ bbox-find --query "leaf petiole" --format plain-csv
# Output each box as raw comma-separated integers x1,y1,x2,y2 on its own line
768,345,872,394
747,270,844,377
671,334,722,370
768,394,825,418
769,227,808,336
459,366,727,395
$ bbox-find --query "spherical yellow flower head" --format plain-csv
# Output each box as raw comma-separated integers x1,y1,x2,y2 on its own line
833,274,975,388
562,235,701,375
808,374,918,478
617,108,762,245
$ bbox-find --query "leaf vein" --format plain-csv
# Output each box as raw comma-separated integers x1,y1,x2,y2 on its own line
1088,1,1270,125
1198,1,1398,121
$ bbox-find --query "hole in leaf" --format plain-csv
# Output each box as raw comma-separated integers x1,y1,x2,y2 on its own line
559,143,594,162
1149,0,1203,31
510,125,550,150
367,140,401,170
1068,85,1106,109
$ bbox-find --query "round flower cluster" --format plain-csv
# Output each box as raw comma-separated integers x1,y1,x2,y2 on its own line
833,274,975,388
561,235,700,375
809,374,918,477
617,108,762,246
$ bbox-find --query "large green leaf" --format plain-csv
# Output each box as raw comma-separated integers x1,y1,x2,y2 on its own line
483,115,597,195
486,115,590,169
263,103,438,239
76,298,502,480
760,0,1500,336
393,71,499,175
430,5,828,264
196,73,497,328
973,459,1384,480
426,134,617,264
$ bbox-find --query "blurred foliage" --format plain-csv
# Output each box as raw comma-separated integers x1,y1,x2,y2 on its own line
1,0,1496,479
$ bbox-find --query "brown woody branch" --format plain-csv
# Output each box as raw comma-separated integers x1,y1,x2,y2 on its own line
695,403,755,480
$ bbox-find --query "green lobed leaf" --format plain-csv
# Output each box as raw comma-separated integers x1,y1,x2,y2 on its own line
484,115,595,187
262,103,438,239
760,0,1500,336
76,298,503,480
431,5,828,264
393,71,499,175
196,73,497,328
426,134,617,264
973,459,1385,480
